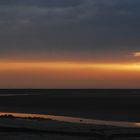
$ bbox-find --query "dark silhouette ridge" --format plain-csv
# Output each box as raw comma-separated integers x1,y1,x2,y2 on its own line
0,89,140,95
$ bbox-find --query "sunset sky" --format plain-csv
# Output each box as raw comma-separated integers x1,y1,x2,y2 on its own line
0,0,140,88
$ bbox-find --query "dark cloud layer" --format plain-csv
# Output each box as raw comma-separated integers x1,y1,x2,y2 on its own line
0,0,83,8
0,0,140,61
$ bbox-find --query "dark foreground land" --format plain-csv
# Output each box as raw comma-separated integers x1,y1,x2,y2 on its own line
1,127,140,140
0,118,140,140
0,89,139,139
0,115,140,140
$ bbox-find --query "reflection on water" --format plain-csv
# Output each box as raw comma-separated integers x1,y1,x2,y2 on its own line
0,112,140,128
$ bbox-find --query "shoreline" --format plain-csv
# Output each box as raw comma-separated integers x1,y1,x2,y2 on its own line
0,112,140,128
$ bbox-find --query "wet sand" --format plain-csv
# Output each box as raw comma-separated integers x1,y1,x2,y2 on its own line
0,112,140,128
0,113,140,140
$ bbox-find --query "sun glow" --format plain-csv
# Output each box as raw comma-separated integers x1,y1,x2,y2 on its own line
0,61,139,88
133,52,140,57
0,61,140,71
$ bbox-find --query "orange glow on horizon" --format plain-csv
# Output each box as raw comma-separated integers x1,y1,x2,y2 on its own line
0,61,139,88
0,61,140,71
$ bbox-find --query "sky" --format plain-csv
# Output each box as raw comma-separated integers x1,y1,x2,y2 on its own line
0,0,140,88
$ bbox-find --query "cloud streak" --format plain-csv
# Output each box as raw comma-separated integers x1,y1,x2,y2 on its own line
133,52,140,57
